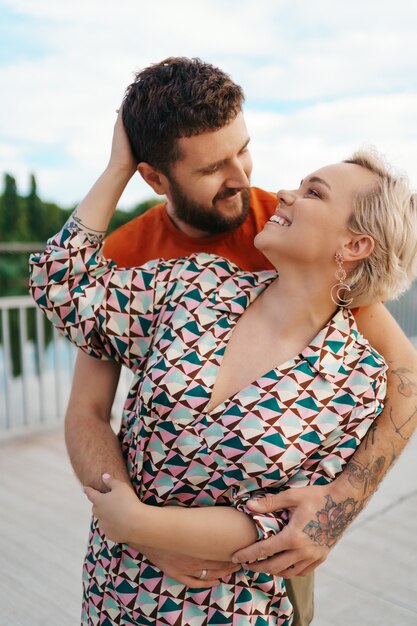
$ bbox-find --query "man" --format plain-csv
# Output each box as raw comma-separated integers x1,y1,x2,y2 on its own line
65,57,417,626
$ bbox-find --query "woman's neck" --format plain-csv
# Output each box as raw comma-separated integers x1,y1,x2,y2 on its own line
258,268,338,338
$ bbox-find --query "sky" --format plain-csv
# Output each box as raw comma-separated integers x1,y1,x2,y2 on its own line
0,0,416,210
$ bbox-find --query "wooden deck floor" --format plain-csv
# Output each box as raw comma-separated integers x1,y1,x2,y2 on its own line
0,428,90,626
1,426,416,626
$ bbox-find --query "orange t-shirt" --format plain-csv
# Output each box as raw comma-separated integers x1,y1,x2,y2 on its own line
103,187,277,271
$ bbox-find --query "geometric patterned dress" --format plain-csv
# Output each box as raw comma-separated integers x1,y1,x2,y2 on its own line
29,228,387,626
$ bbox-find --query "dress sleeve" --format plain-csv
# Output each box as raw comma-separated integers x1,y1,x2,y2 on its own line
233,491,289,540
29,227,169,370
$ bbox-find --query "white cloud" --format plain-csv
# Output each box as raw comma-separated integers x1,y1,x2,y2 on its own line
248,92,417,194
0,0,416,206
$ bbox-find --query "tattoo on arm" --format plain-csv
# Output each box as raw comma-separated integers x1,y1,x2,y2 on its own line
363,423,377,449
386,368,417,442
304,367,417,548
392,367,417,398
345,456,386,495
64,209,106,244
389,406,417,442
303,494,366,548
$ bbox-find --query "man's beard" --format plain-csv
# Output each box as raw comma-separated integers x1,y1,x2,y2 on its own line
168,177,251,235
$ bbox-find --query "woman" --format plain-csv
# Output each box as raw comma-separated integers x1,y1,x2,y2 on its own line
29,114,417,625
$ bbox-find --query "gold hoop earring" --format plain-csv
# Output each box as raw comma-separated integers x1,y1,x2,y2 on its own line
330,252,353,307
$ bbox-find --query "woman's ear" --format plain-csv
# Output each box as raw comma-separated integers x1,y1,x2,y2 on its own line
137,162,168,195
342,234,374,263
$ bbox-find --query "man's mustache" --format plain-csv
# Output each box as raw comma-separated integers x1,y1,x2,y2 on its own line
215,188,244,201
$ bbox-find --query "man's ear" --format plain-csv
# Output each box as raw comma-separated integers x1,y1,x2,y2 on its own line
342,234,375,263
137,162,168,195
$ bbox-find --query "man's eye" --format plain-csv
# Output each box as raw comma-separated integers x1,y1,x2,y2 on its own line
203,165,220,175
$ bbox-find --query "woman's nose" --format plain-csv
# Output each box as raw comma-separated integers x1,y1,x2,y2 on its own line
277,189,295,205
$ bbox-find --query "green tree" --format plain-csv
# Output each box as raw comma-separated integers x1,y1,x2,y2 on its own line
26,174,46,242
43,201,70,240
0,170,157,297
1,174,27,241
130,198,160,219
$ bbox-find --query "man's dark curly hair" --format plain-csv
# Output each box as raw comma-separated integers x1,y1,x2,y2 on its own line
122,57,245,175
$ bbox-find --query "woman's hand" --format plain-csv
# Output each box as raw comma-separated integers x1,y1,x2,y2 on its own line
84,474,241,587
84,473,143,544
107,108,137,177
138,548,240,588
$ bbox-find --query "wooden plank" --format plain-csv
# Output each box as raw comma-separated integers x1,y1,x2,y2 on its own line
0,429,90,625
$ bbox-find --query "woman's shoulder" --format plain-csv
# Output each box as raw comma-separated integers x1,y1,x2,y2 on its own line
151,253,275,308
156,252,246,280
338,308,387,373
303,308,387,386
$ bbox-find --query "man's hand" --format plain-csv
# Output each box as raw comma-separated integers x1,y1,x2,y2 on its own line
232,483,361,578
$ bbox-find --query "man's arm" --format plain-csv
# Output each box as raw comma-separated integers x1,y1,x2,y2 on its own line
232,303,417,576
65,351,130,490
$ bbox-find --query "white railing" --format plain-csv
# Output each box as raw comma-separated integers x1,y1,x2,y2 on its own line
0,296,76,431
0,296,131,435
0,287,416,435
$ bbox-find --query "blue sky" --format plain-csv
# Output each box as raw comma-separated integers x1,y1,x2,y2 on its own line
1,0,416,209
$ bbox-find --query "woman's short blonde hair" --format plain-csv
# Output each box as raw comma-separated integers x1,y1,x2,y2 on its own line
342,148,417,307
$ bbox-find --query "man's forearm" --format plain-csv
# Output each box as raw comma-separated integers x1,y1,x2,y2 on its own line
65,411,130,491
330,365,416,513
65,351,130,491
308,327,417,546
66,111,136,238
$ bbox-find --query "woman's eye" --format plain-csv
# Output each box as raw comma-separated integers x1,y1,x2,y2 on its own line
307,188,320,198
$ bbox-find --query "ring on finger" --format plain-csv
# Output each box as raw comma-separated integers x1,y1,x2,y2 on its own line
199,568,208,580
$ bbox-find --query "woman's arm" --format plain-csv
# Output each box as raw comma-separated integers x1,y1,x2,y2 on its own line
85,475,258,562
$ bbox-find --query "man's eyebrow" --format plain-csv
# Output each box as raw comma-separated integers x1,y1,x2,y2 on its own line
300,176,332,191
195,137,250,173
